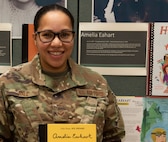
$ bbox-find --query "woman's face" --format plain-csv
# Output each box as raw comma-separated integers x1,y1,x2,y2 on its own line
165,67,168,74
155,134,166,142
34,10,74,73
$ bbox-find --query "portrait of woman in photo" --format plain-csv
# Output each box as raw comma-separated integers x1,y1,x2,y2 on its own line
94,0,168,23
0,0,65,38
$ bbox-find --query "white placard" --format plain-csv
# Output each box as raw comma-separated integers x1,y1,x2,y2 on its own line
78,22,149,76
116,96,143,142
0,23,12,74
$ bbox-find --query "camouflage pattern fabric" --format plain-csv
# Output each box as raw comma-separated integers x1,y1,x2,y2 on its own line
0,54,125,142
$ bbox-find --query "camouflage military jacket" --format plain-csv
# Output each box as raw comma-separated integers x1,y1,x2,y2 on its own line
0,55,125,142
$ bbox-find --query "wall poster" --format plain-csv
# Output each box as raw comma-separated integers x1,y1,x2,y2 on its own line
147,23,168,96
0,23,12,74
93,0,168,23
0,0,67,38
116,96,143,142
78,22,148,76
141,97,168,142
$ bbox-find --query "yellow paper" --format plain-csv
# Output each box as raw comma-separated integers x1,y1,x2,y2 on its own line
47,124,96,142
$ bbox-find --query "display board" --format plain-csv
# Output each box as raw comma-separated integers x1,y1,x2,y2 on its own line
78,22,148,76
10,0,146,97
0,23,12,73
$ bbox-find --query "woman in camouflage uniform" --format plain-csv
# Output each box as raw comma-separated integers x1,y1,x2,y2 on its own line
0,4,125,142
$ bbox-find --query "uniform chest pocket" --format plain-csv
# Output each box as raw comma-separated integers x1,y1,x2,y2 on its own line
6,89,41,122
76,89,108,124
6,89,41,138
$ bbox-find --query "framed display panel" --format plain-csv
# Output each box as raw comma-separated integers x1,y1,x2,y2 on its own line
0,23,12,74
78,22,149,76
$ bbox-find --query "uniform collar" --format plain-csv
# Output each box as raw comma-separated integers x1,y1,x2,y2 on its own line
30,54,87,87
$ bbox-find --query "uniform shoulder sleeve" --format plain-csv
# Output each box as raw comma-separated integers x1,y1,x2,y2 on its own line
103,86,125,141
0,83,13,140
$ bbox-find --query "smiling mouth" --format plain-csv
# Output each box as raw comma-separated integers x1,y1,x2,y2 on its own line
49,51,63,56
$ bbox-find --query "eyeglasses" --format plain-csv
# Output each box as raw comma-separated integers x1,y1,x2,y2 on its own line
35,30,75,43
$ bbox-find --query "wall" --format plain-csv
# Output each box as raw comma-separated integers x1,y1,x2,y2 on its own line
12,0,146,96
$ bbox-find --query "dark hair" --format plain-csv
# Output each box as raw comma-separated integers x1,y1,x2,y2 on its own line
34,4,74,32
164,54,168,60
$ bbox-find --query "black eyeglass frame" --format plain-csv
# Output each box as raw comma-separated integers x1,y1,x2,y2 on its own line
35,30,75,43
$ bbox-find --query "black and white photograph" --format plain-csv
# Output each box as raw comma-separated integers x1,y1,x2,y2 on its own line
93,0,168,23
0,0,66,38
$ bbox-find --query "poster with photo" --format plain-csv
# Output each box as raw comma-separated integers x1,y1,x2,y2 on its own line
0,0,67,38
